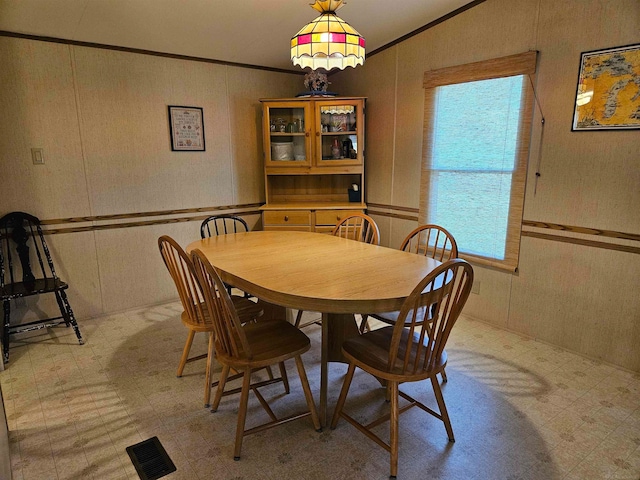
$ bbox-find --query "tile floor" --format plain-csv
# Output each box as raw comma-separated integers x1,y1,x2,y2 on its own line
1,302,639,480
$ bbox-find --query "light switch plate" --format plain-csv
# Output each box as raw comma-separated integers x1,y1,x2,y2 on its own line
31,148,44,165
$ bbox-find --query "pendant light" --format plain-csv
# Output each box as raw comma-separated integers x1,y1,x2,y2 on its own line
291,0,365,71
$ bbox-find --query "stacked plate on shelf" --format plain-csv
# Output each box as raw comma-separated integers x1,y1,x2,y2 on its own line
271,142,294,160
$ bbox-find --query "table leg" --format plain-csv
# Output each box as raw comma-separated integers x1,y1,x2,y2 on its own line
319,312,360,427
321,313,328,427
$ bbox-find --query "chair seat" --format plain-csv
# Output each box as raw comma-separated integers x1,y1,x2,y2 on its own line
342,325,447,382
1,278,68,300
220,320,311,369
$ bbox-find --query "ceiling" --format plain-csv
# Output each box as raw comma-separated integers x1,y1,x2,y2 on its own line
0,0,476,72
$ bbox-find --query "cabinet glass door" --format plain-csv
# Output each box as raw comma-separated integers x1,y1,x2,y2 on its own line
315,100,363,167
264,103,311,167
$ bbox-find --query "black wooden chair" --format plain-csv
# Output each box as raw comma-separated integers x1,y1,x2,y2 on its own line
0,212,84,363
200,214,249,239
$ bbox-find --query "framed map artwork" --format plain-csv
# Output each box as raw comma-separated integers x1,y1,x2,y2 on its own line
168,106,205,150
572,43,640,131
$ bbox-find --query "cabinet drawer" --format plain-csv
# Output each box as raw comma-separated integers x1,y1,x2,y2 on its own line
263,210,311,226
315,209,364,226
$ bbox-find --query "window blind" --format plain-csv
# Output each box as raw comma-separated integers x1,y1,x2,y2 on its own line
420,51,537,271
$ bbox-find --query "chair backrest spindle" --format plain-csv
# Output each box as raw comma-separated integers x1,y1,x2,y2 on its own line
30,223,49,279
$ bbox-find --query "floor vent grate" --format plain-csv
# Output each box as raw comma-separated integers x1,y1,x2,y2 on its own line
126,436,177,480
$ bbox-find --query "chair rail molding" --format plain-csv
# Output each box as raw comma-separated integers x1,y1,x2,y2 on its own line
367,203,640,255
33,203,263,235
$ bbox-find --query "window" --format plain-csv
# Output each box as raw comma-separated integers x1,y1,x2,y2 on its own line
420,52,537,271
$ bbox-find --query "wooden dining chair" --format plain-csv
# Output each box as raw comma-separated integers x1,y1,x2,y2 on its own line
0,211,84,364
294,212,380,329
399,224,458,261
360,224,458,331
360,224,458,381
330,259,474,479
158,235,286,408
191,248,321,460
331,212,380,245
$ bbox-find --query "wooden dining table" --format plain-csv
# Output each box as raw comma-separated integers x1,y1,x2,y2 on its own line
187,230,442,426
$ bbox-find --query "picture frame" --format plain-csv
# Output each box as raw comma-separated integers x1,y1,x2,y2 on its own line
168,106,206,150
572,43,640,131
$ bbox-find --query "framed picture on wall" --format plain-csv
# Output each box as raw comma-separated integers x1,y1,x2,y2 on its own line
572,43,640,131
168,106,206,150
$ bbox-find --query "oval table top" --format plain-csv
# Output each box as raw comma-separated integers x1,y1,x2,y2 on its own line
187,230,441,315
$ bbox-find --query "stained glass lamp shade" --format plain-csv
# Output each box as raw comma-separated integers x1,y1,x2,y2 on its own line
291,0,365,71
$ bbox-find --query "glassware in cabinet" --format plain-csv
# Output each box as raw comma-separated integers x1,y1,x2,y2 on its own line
263,103,311,167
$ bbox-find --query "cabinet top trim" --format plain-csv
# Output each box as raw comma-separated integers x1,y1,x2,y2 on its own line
261,202,367,211
260,96,367,102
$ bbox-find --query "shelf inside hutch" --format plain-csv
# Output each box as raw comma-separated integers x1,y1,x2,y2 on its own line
266,174,362,204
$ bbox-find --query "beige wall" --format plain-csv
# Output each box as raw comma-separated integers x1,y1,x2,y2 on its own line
1,0,639,373
0,36,300,321
332,0,640,371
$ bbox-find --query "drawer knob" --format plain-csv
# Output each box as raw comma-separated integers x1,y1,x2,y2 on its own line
337,216,341,221
284,216,289,221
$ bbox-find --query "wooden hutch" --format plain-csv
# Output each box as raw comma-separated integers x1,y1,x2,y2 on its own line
260,96,366,232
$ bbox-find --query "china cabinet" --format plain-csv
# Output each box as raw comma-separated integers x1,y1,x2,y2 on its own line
260,97,366,232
